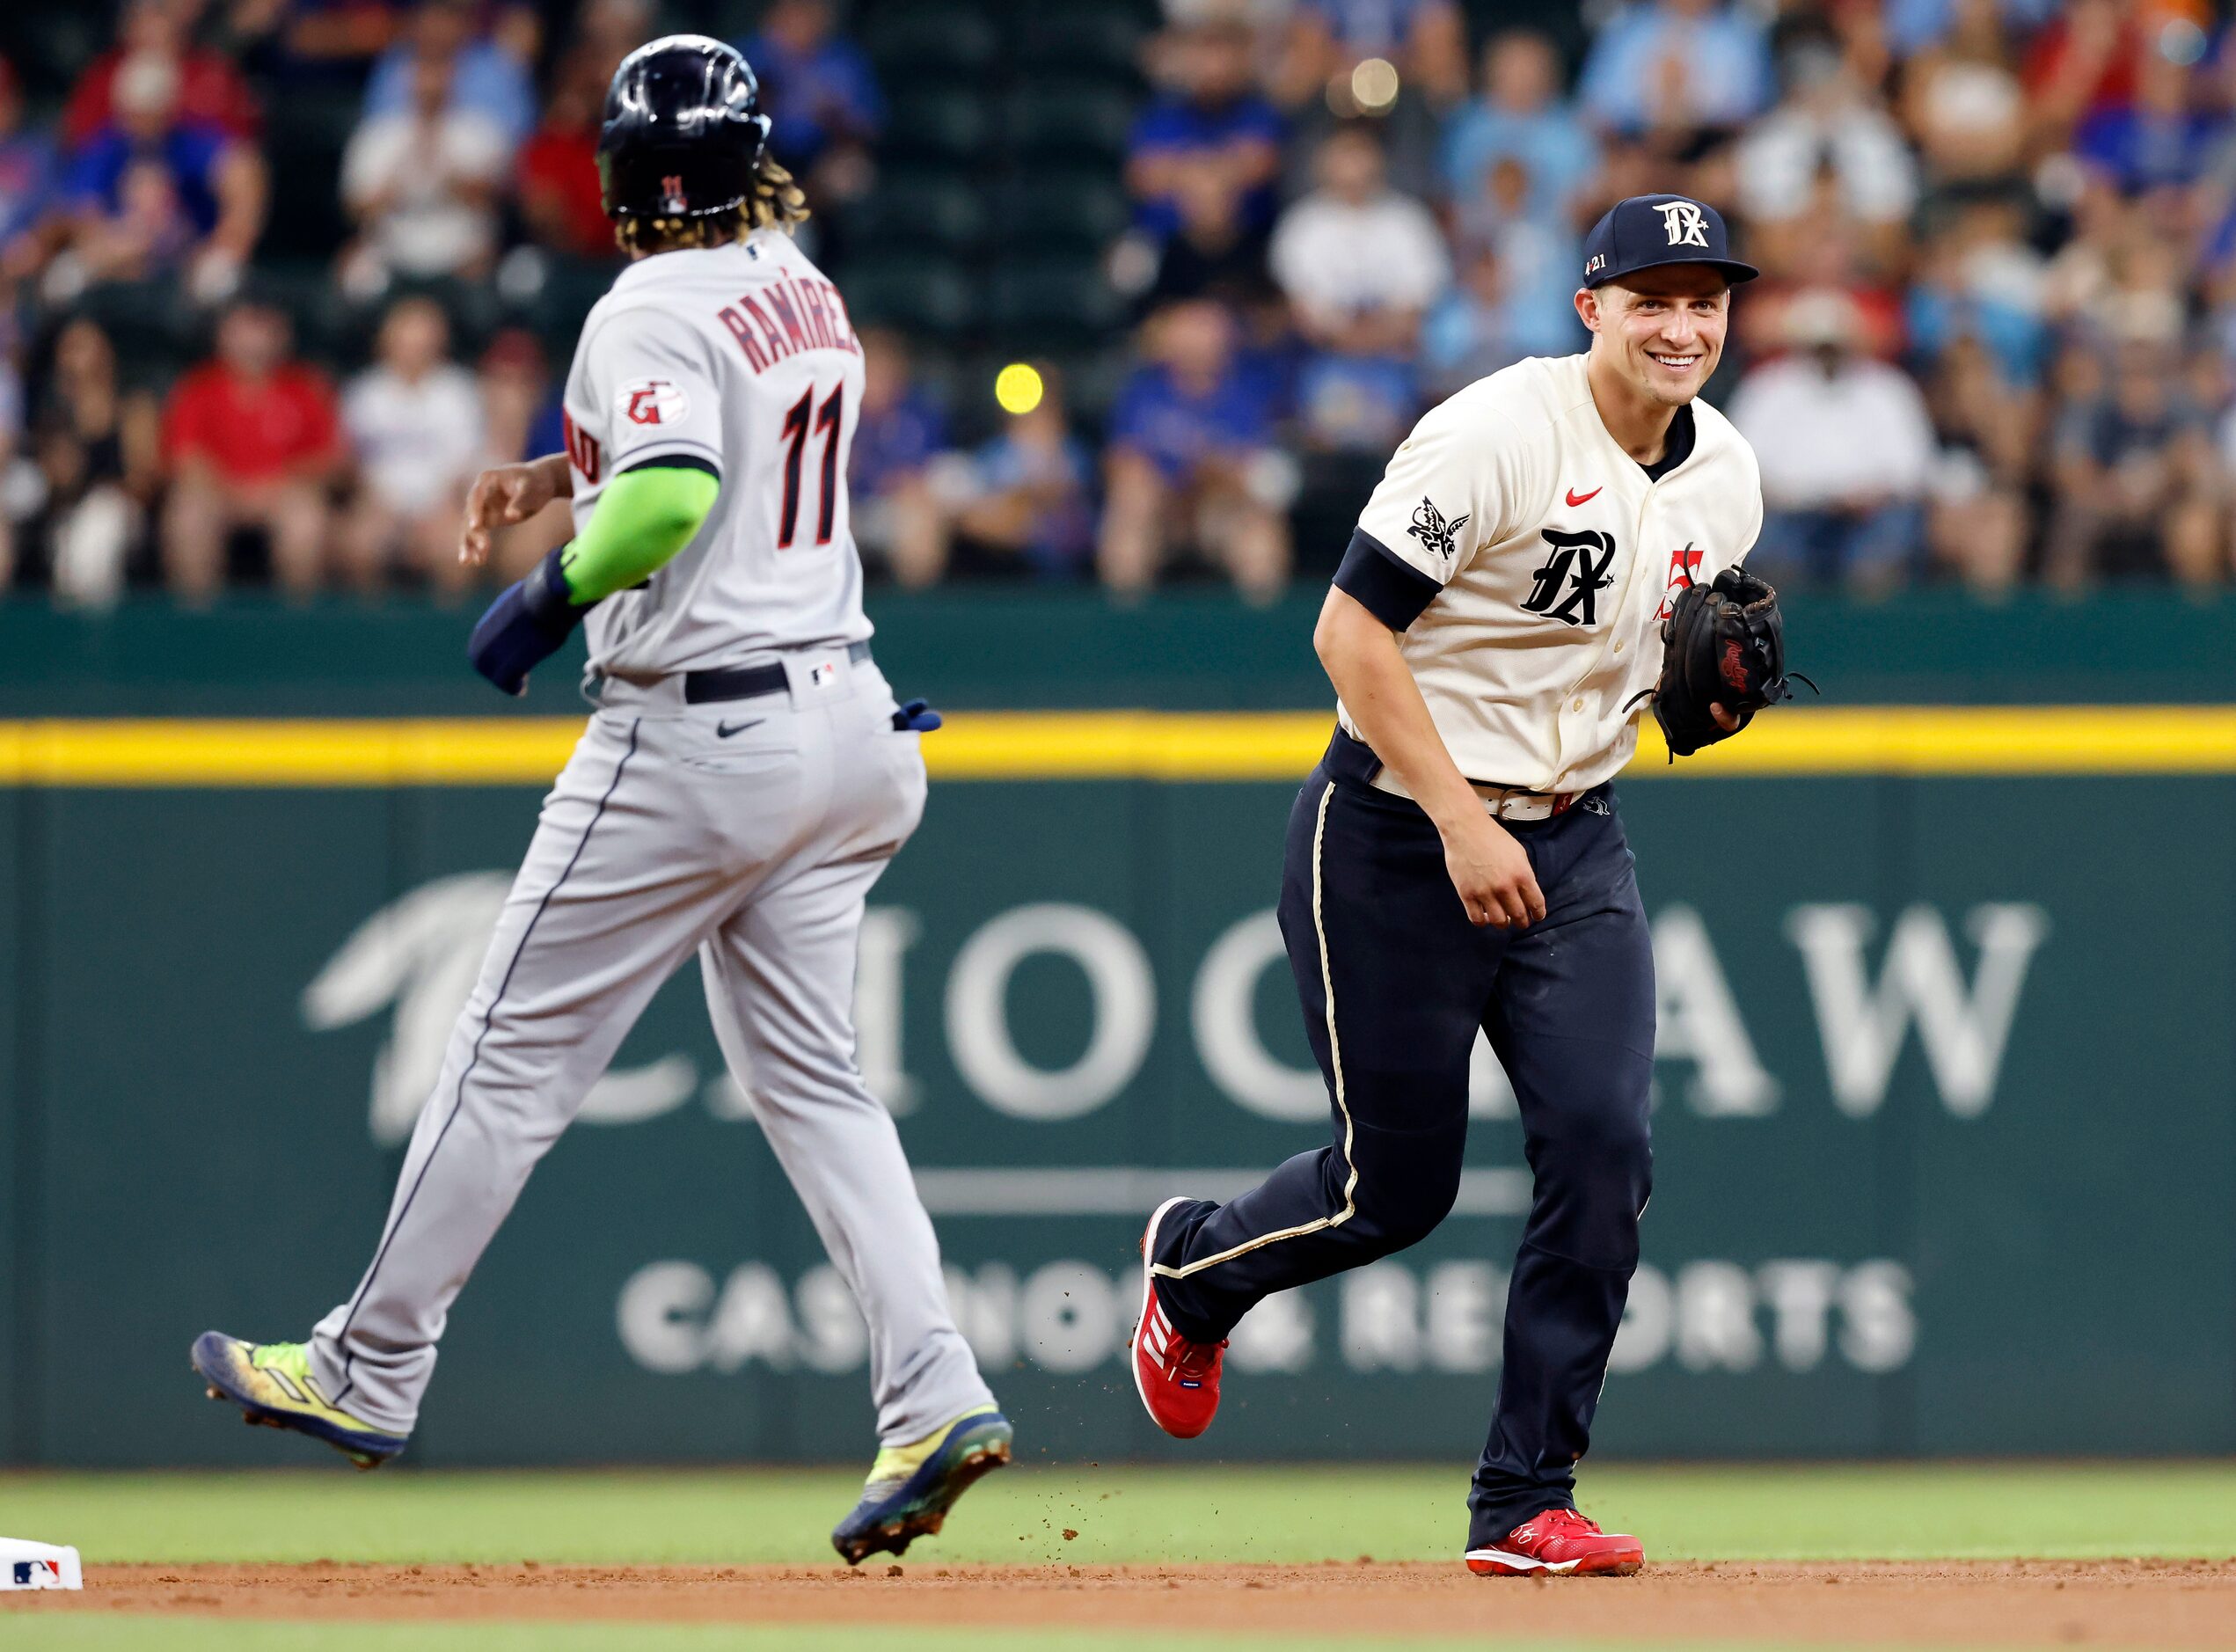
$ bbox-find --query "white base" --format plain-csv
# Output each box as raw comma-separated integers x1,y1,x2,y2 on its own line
0,1538,83,1590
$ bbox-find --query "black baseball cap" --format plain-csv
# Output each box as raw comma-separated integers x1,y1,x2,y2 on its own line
1581,194,1758,290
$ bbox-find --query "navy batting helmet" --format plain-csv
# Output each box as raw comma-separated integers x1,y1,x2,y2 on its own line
596,34,771,223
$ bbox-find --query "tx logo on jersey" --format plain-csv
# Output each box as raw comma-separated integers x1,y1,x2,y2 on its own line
1407,496,1469,564
1657,200,1709,248
1524,528,1618,627
1657,543,1703,619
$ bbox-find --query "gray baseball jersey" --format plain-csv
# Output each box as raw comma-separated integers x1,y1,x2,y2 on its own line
308,235,991,1451
559,230,873,676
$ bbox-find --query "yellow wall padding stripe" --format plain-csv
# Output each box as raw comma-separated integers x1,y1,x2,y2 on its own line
2,707,2235,786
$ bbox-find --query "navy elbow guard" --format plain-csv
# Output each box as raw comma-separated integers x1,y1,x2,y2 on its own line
469,547,588,697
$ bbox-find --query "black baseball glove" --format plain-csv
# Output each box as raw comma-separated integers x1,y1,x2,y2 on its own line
1637,566,1813,759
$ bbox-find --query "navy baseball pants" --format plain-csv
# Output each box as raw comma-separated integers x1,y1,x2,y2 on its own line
1151,728,1655,1546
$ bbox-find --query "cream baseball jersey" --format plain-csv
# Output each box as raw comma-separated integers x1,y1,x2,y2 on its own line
1333,353,1763,793
559,230,871,676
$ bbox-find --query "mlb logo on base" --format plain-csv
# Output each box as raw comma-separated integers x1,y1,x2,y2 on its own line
1,1539,83,1590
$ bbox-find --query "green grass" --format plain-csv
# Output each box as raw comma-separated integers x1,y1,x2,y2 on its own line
2,1462,2233,1567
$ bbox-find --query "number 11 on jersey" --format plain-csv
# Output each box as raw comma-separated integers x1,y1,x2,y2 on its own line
779,383,844,548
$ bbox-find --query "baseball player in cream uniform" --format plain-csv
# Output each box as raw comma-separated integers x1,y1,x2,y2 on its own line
1130,194,1765,1577
193,36,1008,1568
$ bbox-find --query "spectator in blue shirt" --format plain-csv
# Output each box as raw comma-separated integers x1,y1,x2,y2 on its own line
2074,45,2225,196
851,328,950,588
944,371,1095,582
64,52,267,301
1100,298,1290,600
1904,209,2049,389
1424,203,1590,397
1442,32,1597,223
742,0,883,185
1127,19,1284,245
362,0,536,153
0,58,59,285
1578,0,1773,139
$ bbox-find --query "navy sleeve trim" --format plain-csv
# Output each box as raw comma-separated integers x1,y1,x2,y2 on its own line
618,452,722,481
1333,528,1442,631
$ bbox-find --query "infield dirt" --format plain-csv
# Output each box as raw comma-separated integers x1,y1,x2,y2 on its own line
14,1559,2236,1646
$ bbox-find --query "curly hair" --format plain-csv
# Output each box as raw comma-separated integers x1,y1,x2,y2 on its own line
615,152,810,257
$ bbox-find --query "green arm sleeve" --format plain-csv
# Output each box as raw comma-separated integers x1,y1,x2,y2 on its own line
556,464,721,605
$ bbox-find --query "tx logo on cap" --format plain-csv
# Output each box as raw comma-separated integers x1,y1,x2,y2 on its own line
1656,201,1709,248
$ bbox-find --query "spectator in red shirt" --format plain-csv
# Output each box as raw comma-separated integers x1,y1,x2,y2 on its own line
515,59,616,263
63,0,261,148
161,297,339,600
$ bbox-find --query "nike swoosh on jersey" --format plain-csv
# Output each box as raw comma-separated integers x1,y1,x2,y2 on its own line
1565,486,1603,507
715,719,764,738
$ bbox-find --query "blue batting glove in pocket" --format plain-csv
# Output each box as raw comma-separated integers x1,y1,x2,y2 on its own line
892,698,943,733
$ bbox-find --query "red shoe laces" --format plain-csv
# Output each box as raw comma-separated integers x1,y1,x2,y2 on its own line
1172,1337,1226,1376
1538,1509,1604,1539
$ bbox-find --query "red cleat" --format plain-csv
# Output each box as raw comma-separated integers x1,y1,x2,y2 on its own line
1129,1196,1225,1439
1465,1508,1644,1577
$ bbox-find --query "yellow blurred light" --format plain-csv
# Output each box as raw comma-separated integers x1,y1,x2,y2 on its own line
994,362,1044,415
1351,57,1400,114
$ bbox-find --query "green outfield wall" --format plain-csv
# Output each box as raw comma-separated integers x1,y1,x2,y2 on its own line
7,587,2236,713
3,593,2234,1466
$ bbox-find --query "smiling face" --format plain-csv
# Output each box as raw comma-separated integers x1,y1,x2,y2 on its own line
1577,263,1732,408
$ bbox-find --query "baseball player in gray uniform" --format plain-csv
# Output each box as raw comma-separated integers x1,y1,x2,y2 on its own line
192,37,1009,1566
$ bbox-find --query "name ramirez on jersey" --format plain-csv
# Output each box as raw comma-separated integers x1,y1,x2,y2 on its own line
1332,353,1763,794
560,230,869,679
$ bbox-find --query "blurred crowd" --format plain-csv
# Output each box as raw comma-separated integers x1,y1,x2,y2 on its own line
1065,0,2236,599
3,0,2236,604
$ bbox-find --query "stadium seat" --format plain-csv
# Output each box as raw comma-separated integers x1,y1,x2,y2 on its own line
248,258,347,365
862,4,1002,79
844,256,979,338
68,280,196,393
995,176,1130,252
845,174,990,256
501,259,615,360
259,88,359,264
1004,83,1136,162
1043,342,1135,428
983,258,1123,347
1012,6,1149,77
0,10,106,107
885,88,994,163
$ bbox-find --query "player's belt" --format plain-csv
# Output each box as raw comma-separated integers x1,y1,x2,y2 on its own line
1370,770,1579,822
683,640,873,705
1326,725,1584,822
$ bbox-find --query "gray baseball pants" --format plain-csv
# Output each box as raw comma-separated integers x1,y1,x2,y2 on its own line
309,649,993,1446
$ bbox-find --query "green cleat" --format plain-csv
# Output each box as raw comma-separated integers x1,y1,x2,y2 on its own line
191,1331,408,1470
830,1405,1013,1565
